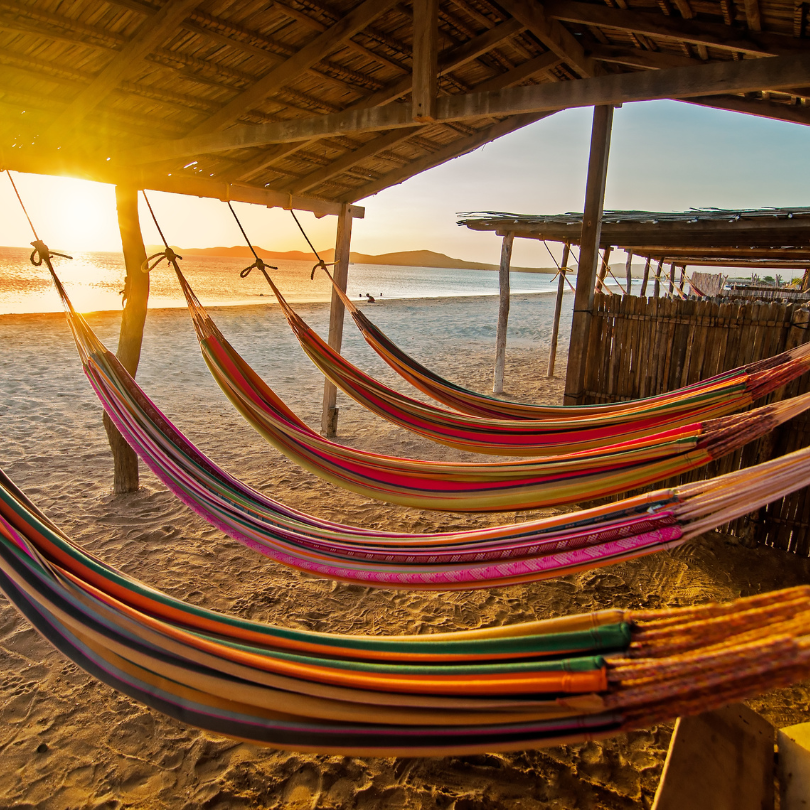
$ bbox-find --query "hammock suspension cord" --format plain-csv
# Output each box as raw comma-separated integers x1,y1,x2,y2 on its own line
140,191,184,274
285,208,338,279
226,201,279,280
543,241,577,294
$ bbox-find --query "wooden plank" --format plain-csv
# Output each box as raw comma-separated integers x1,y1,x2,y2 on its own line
744,0,763,32
121,53,810,165
564,105,613,405
685,95,810,128
640,256,651,296
493,233,514,394
186,0,398,136
547,242,569,378
497,0,600,77
543,0,805,56
46,0,202,133
412,0,439,121
652,703,774,810
321,204,353,437
625,249,633,294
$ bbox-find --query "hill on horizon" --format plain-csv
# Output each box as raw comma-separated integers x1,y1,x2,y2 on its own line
158,245,552,274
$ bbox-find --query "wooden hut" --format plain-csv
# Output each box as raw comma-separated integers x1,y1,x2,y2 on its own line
4,0,810,491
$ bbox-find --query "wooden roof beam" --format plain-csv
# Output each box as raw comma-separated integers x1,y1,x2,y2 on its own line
683,94,810,127
543,0,808,56
44,0,203,134
284,51,562,195
226,18,525,183
121,52,810,165
184,0,399,137
498,0,600,77
744,0,763,32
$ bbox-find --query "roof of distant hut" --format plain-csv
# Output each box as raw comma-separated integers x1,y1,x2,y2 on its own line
3,1,810,215
457,208,810,269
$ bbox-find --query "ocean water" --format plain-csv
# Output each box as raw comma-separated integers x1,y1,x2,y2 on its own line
0,247,566,315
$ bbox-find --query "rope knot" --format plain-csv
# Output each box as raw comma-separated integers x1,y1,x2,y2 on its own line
310,259,336,280
29,240,72,267
141,247,182,274
240,256,278,279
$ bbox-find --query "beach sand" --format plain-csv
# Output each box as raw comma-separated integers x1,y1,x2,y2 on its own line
1,292,809,810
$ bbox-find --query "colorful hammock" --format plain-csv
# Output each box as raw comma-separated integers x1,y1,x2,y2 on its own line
256,266,810,456
1,469,809,755
37,261,810,588
318,266,810,422
167,267,810,513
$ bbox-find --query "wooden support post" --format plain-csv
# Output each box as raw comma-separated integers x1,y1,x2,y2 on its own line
802,268,810,292
412,0,439,121
778,723,810,810
679,265,687,294
104,185,149,494
640,256,651,296
547,242,570,378
321,203,353,437
625,249,633,294
564,104,613,406
668,261,676,295
595,245,612,293
653,259,664,297
493,232,514,394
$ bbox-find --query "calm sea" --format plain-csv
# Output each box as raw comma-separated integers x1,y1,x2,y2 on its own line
0,247,566,315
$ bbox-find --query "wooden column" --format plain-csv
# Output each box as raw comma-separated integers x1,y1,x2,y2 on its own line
493,232,514,394
547,242,570,378
564,104,613,406
104,185,149,494
668,261,676,295
679,265,687,295
625,250,633,294
640,256,651,296
595,245,612,293
321,203,353,437
412,0,438,121
653,259,663,297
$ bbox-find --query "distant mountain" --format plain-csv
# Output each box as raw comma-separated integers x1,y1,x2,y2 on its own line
158,245,553,274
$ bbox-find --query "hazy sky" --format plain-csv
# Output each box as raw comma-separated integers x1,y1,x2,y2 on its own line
2,99,810,268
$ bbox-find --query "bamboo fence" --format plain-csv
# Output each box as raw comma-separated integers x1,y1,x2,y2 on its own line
582,295,810,556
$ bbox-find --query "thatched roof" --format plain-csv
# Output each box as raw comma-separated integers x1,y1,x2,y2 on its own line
458,207,810,268
3,0,810,216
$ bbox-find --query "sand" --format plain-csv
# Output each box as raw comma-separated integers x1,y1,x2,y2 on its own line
1,292,809,810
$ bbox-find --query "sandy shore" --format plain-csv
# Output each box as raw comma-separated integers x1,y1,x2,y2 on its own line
1,292,809,809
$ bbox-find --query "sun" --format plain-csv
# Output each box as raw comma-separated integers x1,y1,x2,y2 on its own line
51,179,119,253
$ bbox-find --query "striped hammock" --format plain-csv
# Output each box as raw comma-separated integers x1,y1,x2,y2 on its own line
318,266,810,421
167,268,810,513
40,267,810,589
251,268,810,456
1,468,809,755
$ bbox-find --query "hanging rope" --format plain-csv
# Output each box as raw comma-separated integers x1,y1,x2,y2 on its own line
288,209,337,280
542,241,576,293
4,170,73,296
140,191,184,273
225,201,278,281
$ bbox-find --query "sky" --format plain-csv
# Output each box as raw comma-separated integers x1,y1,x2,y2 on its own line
2,99,810,268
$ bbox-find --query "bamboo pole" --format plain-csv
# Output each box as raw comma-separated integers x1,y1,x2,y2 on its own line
653,259,664,298
104,185,149,494
564,104,614,406
321,203,353,437
625,250,633,294
640,256,651,296
493,232,514,394
547,241,570,378
595,245,612,293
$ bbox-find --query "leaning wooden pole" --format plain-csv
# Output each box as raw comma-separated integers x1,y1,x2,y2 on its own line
493,232,514,394
653,259,664,298
104,185,149,494
321,203,353,437
668,262,676,295
564,104,613,406
547,242,570,378
625,250,633,295
640,256,651,296
595,245,611,294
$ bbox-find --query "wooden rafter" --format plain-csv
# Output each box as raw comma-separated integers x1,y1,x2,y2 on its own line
543,0,809,55
184,0,399,136
121,53,810,165
745,0,764,31
283,50,561,195
44,0,203,134
498,0,600,77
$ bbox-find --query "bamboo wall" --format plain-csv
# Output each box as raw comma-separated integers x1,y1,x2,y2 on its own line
582,295,810,556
